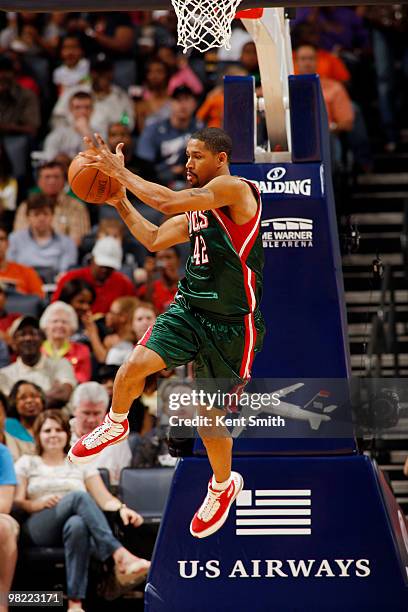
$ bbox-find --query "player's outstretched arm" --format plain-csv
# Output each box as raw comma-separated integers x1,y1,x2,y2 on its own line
80,134,243,215
109,191,189,252
118,171,243,215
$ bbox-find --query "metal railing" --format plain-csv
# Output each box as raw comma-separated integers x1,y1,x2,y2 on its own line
366,263,399,376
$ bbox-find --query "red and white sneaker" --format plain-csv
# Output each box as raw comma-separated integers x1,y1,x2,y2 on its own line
190,472,244,539
68,414,129,464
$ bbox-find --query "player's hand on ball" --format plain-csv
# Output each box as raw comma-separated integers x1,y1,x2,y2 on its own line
80,133,125,180
119,506,144,527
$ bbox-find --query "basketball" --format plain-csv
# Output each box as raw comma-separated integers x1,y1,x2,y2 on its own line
68,151,121,204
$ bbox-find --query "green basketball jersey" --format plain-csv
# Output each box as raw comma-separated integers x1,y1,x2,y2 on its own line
177,179,264,319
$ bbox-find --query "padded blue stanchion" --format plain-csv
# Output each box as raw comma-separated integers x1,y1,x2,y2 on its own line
146,457,408,612
223,75,255,163
144,75,408,611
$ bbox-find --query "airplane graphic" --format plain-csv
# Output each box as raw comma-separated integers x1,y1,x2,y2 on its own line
231,383,338,438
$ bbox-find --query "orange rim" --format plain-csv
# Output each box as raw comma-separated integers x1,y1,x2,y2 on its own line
235,7,264,19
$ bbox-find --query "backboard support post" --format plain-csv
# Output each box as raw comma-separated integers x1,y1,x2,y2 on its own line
240,8,293,159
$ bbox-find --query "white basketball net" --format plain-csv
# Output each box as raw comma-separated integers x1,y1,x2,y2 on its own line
171,0,243,53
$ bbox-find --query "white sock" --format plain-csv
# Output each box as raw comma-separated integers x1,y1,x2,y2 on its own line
109,409,128,423
211,475,232,491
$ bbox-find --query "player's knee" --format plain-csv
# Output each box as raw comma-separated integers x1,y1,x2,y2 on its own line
117,359,144,385
197,425,220,443
121,346,162,380
199,428,233,448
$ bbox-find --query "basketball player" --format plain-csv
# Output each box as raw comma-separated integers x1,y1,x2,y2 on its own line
69,128,265,538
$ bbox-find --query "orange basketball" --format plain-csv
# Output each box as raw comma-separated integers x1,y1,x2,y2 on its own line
68,151,121,204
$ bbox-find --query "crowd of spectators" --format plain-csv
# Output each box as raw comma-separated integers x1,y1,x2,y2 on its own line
0,6,407,610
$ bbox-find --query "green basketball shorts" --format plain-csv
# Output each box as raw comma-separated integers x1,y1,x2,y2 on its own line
138,297,265,382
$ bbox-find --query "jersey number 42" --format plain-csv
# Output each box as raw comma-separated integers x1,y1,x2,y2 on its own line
193,235,209,266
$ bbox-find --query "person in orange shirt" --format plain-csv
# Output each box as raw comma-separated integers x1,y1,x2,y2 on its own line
0,224,44,298
196,89,224,129
196,66,249,129
294,43,354,133
293,48,350,83
291,24,351,83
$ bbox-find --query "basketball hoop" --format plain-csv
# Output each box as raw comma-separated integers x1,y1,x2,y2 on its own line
171,0,263,54
235,7,264,19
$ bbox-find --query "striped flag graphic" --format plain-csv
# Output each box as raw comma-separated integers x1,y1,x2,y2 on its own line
235,489,312,536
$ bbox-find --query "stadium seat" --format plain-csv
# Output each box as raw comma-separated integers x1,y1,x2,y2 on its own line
2,135,31,182
15,544,66,594
24,56,51,97
98,467,111,491
5,289,44,317
118,467,174,524
33,266,57,284
113,59,137,90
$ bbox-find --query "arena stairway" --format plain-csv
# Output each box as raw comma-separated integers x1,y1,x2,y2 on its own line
342,129,408,377
342,130,408,515
369,435,408,515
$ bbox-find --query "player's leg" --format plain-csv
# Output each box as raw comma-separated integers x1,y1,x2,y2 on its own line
69,300,200,464
188,358,244,538
189,313,265,538
190,405,243,539
69,345,165,463
110,345,166,415
197,405,232,483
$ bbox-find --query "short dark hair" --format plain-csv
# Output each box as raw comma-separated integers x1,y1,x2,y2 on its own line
190,128,233,162
26,193,55,214
90,57,113,74
37,161,65,177
61,33,83,48
59,278,96,305
108,122,131,135
293,41,318,53
70,90,92,104
171,85,195,100
0,222,9,237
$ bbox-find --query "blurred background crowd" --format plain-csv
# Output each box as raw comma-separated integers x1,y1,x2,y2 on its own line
0,6,407,610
